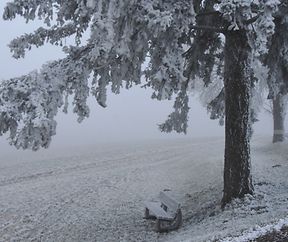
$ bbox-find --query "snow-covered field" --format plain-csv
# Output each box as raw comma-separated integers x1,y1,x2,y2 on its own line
0,136,287,242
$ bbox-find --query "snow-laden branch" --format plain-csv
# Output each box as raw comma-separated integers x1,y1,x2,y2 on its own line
1,0,197,149
9,23,78,59
0,54,91,150
159,88,190,134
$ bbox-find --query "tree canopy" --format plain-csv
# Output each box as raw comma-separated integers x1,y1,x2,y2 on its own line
1,0,283,150
1,0,196,149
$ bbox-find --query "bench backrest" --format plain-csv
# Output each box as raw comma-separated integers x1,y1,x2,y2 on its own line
159,191,180,213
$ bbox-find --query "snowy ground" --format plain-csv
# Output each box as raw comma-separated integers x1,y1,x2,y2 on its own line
0,136,287,241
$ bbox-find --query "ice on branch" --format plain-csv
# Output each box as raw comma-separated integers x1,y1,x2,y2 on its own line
1,0,196,149
219,0,280,55
159,89,189,134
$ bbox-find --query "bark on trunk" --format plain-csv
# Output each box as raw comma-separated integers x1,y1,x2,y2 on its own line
273,93,286,143
222,30,254,207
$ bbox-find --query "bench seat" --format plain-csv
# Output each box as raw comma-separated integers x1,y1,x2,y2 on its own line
144,201,175,221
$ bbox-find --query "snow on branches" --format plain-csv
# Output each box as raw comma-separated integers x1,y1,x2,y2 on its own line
1,0,286,150
1,0,195,149
0,55,90,150
219,0,280,55
0,70,59,150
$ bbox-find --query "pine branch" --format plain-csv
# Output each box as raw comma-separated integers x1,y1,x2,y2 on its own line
190,25,225,33
243,14,261,25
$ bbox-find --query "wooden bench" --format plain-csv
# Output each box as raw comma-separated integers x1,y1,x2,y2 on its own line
144,191,182,232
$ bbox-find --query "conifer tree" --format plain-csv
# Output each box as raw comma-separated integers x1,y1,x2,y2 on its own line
0,0,284,206
266,5,288,143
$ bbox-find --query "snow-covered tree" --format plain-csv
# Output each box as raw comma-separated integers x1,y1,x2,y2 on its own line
202,5,288,145
265,5,288,143
0,0,283,207
183,0,281,206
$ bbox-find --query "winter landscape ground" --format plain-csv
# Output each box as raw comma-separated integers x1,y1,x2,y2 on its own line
0,136,287,242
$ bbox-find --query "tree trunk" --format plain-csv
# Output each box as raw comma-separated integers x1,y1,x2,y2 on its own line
222,30,254,207
272,93,286,143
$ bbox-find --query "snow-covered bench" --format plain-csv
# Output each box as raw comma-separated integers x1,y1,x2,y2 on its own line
144,191,182,232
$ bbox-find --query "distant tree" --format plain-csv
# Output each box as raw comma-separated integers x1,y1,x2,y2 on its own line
263,95,287,143
0,0,283,207
266,7,288,143
272,94,287,142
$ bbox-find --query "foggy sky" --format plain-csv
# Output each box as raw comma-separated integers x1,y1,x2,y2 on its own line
0,1,274,153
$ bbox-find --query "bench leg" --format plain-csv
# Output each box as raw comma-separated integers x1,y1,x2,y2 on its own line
172,209,182,229
155,219,171,233
144,208,156,220
144,208,149,219
155,219,161,232
155,210,183,233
